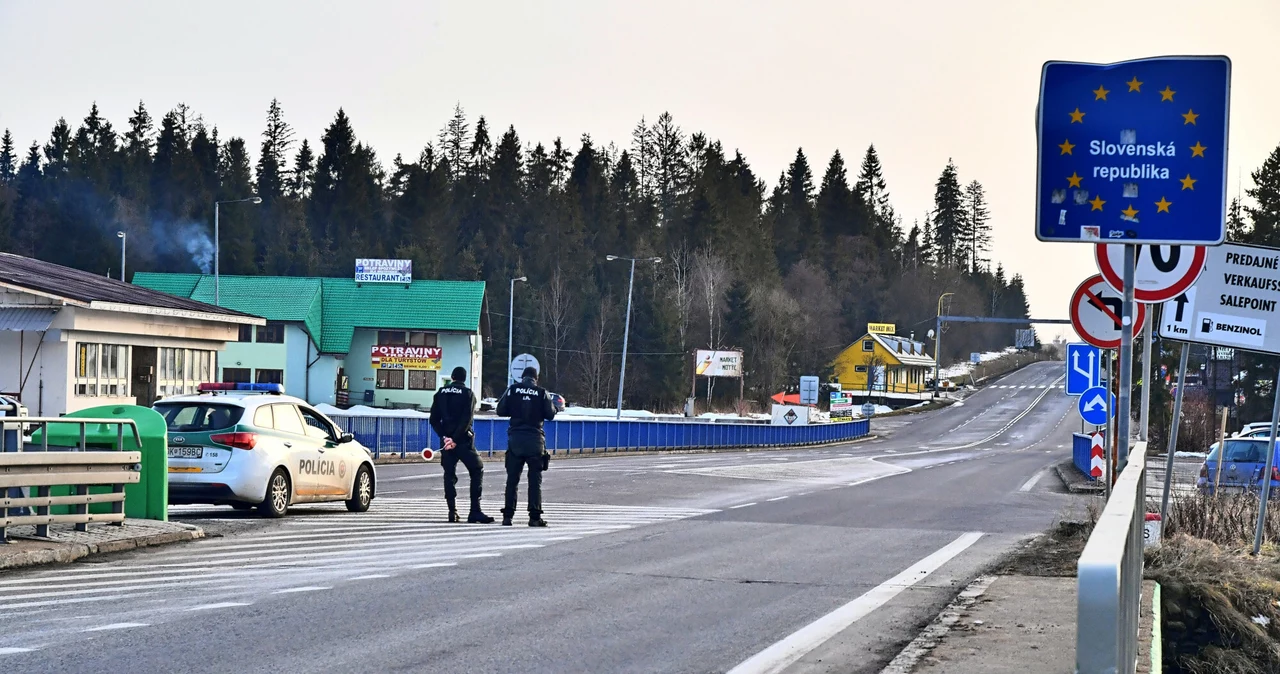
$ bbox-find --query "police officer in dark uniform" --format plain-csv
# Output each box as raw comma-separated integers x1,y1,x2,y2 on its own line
496,366,557,526
429,366,494,524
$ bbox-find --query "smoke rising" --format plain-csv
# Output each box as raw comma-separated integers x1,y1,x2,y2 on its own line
149,221,215,274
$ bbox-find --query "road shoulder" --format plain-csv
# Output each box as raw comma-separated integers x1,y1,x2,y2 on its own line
0,519,203,571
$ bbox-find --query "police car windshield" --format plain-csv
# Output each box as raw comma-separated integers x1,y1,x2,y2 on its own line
154,403,245,432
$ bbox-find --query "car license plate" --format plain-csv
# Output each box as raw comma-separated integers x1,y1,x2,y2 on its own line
168,446,203,459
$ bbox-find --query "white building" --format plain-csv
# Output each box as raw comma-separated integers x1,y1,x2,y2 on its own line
0,253,263,416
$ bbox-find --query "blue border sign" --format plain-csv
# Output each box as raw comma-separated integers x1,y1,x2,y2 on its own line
1065,343,1100,396
1078,386,1116,425
1036,55,1230,245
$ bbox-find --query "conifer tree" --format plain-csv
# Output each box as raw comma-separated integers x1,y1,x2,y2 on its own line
0,130,15,184
932,159,965,268
1245,144,1280,246
962,179,991,272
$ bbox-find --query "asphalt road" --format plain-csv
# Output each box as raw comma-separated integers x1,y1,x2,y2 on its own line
0,361,1083,673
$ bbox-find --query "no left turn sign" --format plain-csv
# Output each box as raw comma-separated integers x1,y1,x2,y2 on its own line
1070,274,1147,349
1095,244,1207,304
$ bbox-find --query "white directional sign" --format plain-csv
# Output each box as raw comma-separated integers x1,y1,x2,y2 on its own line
1078,386,1116,425
1095,244,1207,304
1069,274,1147,349
1157,242,1280,354
1065,343,1100,396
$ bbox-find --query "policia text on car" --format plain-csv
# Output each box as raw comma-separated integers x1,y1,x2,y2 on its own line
497,366,557,527
429,366,494,524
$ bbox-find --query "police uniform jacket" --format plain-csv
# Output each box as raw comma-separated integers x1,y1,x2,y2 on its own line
429,382,477,449
497,377,557,456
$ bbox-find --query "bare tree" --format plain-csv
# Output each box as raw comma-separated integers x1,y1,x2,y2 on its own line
664,244,696,351
573,297,616,408
747,286,802,399
692,248,732,349
539,267,574,390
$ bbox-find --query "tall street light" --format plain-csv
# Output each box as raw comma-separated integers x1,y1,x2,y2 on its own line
214,196,263,306
116,231,126,282
932,292,955,397
508,276,528,387
606,255,662,420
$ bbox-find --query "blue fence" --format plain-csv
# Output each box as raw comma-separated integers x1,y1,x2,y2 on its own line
329,416,872,459
1073,432,1098,480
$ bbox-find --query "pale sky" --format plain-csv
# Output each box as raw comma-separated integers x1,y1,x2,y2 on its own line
2,0,1278,336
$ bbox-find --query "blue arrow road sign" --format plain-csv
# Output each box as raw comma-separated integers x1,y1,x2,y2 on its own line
1078,386,1116,425
1066,343,1101,396
1036,55,1230,245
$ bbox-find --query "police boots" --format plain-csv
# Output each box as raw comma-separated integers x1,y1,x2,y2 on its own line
529,515,547,527
468,510,495,524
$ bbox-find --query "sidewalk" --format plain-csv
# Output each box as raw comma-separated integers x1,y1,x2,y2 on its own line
0,519,203,571
882,575,1156,674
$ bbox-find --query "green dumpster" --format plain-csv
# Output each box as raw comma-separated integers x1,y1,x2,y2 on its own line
32,405,168,521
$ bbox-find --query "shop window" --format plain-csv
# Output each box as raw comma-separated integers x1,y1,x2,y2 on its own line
238,325,254,342
408,370,437,391
257,323,285,344
75,343,130,397
255,369,284,385
223,368,251,383
377,330,407,346
408,332,438,347
376,370,405,389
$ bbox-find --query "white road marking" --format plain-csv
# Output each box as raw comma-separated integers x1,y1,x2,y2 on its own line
0,648,35,655
187,602,251,611
766,496,789,502
411,562,462,569
1019,470,1047,492
380,474,437,482
272,586,331,594
726,532,984,674
346,575,392,581
730,503,757,509
379,490,407,495
82,622,148,632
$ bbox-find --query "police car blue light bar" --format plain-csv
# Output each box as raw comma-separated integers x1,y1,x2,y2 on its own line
197,383,285,394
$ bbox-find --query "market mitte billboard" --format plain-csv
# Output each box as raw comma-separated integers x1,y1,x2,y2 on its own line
1158,242,1280,354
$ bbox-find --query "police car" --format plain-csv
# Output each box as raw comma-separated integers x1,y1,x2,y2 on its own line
154,383,376,517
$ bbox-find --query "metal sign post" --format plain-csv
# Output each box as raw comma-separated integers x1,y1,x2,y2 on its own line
1159,345,1189,523
1104,350,1113,498
1253,368,1280,555
1139,312,1153,441
1116,246,1137,469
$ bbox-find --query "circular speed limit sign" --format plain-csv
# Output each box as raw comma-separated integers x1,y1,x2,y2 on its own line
1095,244,1207,303
1070,274,1147,349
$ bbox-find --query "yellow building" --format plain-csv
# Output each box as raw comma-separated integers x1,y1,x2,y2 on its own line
831,330,936,394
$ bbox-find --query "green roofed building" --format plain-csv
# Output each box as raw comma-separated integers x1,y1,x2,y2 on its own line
133,273,487,410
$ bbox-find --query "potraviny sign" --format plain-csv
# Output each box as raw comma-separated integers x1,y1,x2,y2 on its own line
355,258,413,284
1158,242,1280,354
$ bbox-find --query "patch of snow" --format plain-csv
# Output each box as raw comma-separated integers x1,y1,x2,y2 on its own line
1175,451,1209,459
938,347,1019,379
317,403,430,418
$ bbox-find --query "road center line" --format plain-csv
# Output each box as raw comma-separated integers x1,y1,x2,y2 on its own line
187,602,251,611
725,531,984,674
0,648,35,655
272,586,331,594
82,622,149,632
730,503,757,509
766,496,789,502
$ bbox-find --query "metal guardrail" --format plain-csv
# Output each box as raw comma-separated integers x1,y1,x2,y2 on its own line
0,416,144,541
328,416,872,459
1077,440,1148,674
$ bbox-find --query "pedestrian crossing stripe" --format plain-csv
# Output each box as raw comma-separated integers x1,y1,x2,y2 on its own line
0,499,714,623
988,384,1064,390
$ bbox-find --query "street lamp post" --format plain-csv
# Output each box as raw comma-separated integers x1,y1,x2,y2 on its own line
606,255,662,420
214,196,263,306
116,231,126,282
508,276,527,386
933,292,955,396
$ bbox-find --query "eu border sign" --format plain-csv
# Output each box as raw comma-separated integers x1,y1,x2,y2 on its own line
1036,55,1230,245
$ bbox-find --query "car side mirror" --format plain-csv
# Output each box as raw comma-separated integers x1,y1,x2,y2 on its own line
339,432,354,444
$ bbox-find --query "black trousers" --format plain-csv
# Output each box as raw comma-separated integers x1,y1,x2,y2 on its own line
503,452,543,517
441,447,484,513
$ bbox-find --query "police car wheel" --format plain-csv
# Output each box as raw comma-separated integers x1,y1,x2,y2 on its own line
259,469,291,518
346,465,373,513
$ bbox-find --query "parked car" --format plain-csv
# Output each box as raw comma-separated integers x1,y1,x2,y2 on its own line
548,392,566,413
1197,437,1280,496
1210,427,1271,454
479,397,498,412
154,383,377,517
1234,421,1274,438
